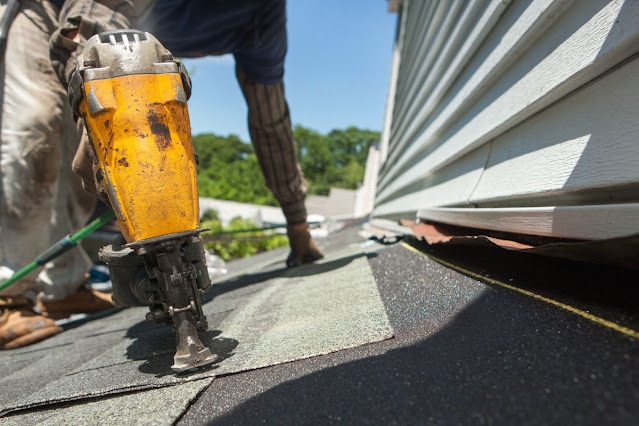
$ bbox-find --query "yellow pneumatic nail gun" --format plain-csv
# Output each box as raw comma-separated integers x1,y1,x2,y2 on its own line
69,30,215,372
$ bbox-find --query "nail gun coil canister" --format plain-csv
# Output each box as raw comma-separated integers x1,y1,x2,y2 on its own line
71,30,199,243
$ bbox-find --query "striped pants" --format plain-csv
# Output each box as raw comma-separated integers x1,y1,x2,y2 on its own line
236,67,308,225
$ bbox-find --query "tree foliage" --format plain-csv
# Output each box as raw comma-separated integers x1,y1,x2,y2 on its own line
193,134,277,205
193,126,380,202
294,126,379,195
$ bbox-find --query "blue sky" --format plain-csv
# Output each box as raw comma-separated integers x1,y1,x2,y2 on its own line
182,2,397,141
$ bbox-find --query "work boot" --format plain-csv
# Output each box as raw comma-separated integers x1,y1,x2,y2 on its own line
40,286,116,320
0,296,62,349
286,223,324,268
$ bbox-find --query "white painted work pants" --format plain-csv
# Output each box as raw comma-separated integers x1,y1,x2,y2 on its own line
0,0,95,301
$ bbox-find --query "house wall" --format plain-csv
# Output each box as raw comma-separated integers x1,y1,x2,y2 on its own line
373,0,639,239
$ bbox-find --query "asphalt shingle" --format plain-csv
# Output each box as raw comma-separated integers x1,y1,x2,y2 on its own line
0,237,392,418
179,239,639,425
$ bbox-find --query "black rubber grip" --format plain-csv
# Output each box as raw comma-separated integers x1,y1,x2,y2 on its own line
35,236,77,265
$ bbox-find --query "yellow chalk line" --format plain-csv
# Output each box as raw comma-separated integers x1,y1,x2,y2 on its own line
400,242,639,340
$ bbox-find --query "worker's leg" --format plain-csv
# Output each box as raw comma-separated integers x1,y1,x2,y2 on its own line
231,0,321,266
37,101,97,302
0,0,66,300
235,67,308,224
236,67,323,267
37,104,115,314
0,0,67,348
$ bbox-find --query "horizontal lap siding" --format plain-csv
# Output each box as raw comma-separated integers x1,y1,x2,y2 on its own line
471,58,639,207
374,0,639,239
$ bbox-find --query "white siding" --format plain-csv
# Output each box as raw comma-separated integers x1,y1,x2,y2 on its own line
374,0,639,239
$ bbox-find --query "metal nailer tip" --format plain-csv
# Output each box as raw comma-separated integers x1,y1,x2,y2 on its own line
171,319,218,373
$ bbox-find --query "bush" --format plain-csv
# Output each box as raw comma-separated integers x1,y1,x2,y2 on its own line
200,214,288,261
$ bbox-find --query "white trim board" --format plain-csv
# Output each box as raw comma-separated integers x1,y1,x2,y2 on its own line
417,204,639,240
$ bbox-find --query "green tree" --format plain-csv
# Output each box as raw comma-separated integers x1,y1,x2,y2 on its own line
327,127,379,167
193,134,278,206
342,160,365,189
193,126,379,203
293,125,379,195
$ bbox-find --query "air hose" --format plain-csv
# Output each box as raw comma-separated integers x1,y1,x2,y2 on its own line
0,210,116,292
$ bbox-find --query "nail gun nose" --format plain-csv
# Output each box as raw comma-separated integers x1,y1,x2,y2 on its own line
172,316,218,373
100,229,215,373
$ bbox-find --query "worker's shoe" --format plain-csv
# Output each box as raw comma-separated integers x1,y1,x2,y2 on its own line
0,296,62,349
286,223,324,268
39,286,116,320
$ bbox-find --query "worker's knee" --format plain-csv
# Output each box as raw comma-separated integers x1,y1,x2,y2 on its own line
265,164,308,205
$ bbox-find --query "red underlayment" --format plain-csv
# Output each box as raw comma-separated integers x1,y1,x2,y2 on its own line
399,220,639,270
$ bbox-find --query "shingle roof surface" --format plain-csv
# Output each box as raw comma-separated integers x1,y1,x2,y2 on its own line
0,229,392,423
2,227,638,424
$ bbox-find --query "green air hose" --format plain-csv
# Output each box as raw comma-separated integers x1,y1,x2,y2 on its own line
0,210,116,293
